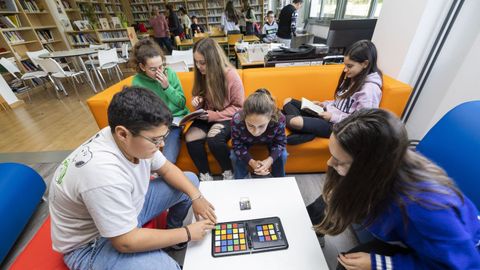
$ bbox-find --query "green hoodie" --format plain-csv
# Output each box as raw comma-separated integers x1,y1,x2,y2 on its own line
132,68,189,117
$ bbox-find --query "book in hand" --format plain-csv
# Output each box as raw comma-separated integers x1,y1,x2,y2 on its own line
301,97,325,116
172,109,207,127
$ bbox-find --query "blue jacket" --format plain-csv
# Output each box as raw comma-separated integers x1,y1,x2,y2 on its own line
366,184,480,269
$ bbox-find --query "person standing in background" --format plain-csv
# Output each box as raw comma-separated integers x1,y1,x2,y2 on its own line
166,4,184,42
149,6,173,55
179,7,192,39
221,0,241,34
277,0,303,48
242,0,257,35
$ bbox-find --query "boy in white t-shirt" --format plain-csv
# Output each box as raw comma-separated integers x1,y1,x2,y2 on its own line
49,86,216,270
262,11,278,43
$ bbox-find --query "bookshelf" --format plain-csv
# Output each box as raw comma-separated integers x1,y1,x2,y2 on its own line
60,0,134,51
124,0,268,32
0,0,71,76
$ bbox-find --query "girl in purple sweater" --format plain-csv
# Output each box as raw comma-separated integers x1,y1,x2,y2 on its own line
283,40,382,145
230,89,287,179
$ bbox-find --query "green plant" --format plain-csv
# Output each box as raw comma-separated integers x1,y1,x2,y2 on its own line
84,4,98,29
116,12,129,28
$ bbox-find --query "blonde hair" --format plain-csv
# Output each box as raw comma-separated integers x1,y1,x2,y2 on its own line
130,38,165,72
192,38,234,110
241,88,280,122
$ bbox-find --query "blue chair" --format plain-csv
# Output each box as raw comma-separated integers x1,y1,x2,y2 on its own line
354,101,480,244
0,163,46,264
416,100,480,211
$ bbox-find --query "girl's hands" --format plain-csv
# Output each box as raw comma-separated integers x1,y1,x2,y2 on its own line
252,157,273,176
156,70,169,89
192,96,204,108
318,111,332,121
337,252,371,270
312,100,324,107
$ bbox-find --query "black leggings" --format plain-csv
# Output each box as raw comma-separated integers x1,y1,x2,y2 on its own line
186,119,233,174
283,99,332,138
306,196,411,270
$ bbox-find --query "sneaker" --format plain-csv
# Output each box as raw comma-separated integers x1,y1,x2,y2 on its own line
199,172,214,181
222,170,234,180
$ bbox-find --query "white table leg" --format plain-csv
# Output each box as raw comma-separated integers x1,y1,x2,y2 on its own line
75,56,97,93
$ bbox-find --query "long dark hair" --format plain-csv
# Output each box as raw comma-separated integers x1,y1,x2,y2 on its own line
225,1,240,24
335,40,382,99
315,108,463,235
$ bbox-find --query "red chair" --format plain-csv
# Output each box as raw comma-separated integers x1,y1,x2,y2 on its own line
10,212,168,270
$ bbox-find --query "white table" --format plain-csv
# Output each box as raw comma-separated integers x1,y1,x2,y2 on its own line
39,48,102,93
183,177,328,270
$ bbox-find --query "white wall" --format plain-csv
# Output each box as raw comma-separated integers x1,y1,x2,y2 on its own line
372,0,452,85
405,0,480,139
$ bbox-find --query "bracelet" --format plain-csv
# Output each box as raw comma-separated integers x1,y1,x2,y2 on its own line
183,226,191,242
191,193,203,201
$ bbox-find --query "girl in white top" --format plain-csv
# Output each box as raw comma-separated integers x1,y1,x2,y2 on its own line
221,0,241,34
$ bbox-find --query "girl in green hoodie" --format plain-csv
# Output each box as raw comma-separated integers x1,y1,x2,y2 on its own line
131,39,189,163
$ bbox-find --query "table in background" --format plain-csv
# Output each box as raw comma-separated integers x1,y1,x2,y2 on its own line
177,35,260,50
236,52,265,69
39,48,102,92
183,177,328,270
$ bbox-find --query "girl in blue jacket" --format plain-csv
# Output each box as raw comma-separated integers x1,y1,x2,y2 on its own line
310,108,480,270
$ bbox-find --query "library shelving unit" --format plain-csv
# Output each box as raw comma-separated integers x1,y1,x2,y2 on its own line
125,0,267,32
60,0,134,51
0,0,70,75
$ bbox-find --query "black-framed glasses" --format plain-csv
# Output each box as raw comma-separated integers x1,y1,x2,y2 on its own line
136,130,170,147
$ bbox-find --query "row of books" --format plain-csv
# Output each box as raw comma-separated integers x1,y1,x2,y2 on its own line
107,41,130,49
131,5,148,12
21,59,38,72
19,0,41,12
188,2,204,9
61,0,71,9
0,0,18,12
36,29,54,43
105,5,121,13
99,30,127,40
43,43,54,52
0,15,21,28
68,33,98,45
133,14,149,21
4,31,25,43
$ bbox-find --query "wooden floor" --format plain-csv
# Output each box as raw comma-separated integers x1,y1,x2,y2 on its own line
0,72,134,153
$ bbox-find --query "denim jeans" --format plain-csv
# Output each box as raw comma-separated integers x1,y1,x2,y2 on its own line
63,172,199,270
162,126,182,164
230,149,288,179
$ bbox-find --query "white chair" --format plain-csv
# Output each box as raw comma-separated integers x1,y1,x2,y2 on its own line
166,61,189,72
118,43,129,64
26,49,71,71
0,57,54,100
167,49,194,68
97,48,123,82
36,58,86,98
172,49,193,57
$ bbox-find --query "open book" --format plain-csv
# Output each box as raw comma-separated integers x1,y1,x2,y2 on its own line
172,109,207,127
301,97,325,116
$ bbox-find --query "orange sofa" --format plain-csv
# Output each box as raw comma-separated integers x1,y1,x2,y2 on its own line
87,65,412,173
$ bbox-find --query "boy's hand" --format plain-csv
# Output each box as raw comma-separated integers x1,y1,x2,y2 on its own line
192,196,217,223
338,252,371,270
186,220,215,241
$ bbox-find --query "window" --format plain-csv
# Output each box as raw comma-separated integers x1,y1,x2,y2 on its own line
309,0,337,19
308,0,382,23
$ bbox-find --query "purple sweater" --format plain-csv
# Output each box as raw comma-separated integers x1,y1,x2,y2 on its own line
323,72,382,123
231,111,286,163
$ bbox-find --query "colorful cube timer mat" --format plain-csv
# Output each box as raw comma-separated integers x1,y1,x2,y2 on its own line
211,217,288,257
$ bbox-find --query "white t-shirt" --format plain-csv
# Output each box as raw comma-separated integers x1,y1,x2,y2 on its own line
48,127,167,253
